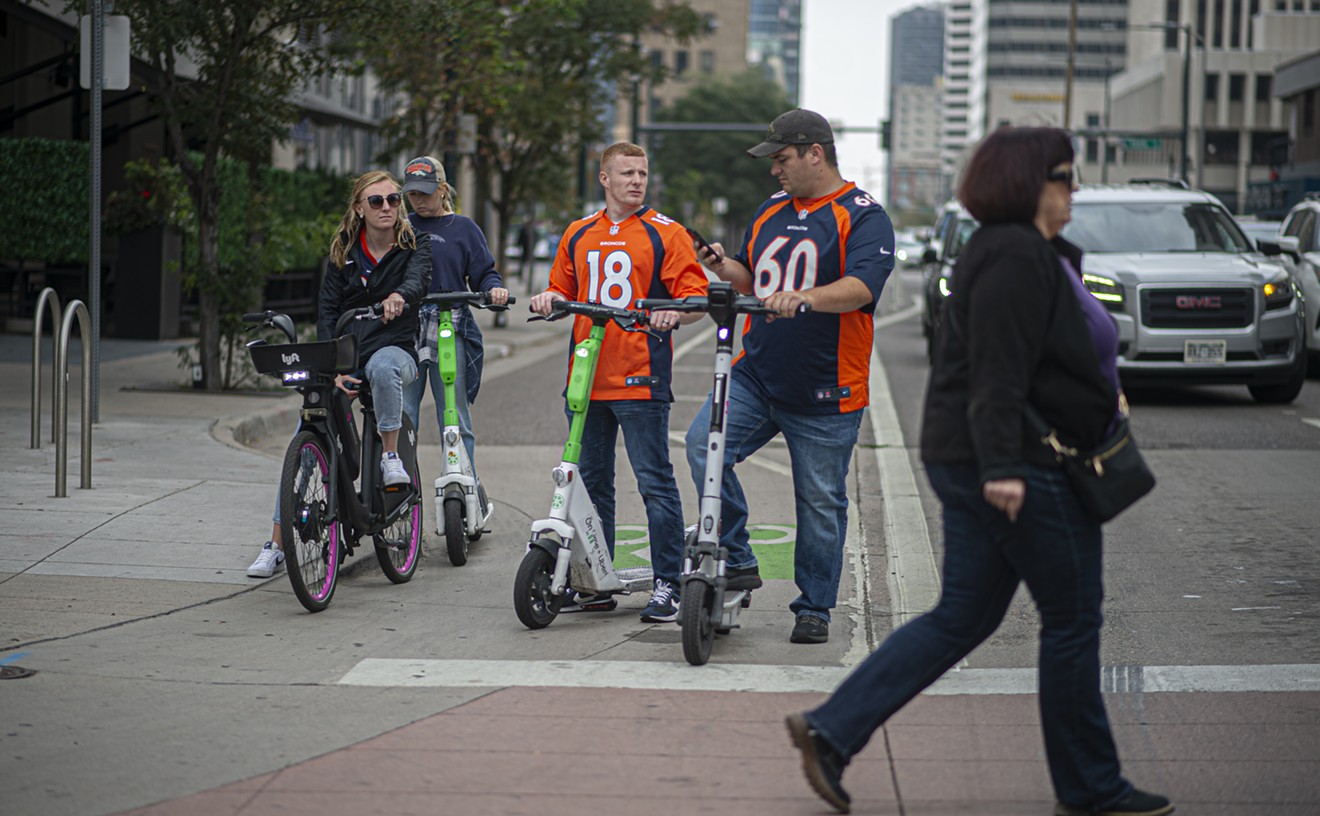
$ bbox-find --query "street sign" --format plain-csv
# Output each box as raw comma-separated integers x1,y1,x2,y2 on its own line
1123,138,1163,150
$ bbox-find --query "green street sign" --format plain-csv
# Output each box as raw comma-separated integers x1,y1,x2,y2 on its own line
1122,138,1163,150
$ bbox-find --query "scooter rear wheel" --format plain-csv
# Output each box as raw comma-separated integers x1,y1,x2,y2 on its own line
681,579,715,665
443,497,467,566
514,546,562,629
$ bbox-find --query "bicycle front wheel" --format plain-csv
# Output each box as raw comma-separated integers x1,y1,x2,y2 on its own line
375,449,422,584
280,431,340,612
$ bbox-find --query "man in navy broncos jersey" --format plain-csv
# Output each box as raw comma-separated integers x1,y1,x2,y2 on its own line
686,109,895,644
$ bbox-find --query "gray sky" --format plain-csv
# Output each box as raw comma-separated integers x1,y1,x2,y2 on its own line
801,0,915,196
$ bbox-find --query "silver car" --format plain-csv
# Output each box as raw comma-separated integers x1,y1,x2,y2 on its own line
1062,182,1306,404
1277,193,1320,371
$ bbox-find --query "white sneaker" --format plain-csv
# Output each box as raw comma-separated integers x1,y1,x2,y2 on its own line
381,452,410,486
247,541,285,578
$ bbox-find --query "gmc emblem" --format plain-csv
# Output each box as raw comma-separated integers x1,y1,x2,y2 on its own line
1175,295,1222,309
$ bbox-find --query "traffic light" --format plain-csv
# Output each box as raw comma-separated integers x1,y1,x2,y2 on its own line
880,120,891,151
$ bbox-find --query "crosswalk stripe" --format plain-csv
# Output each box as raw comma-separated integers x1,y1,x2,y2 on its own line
337,658,1320,695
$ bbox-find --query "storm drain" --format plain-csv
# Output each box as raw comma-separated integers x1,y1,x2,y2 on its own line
0,665,36,679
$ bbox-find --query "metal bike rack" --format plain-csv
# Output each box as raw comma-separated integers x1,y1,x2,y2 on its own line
55,299,93,496
30,287,63,448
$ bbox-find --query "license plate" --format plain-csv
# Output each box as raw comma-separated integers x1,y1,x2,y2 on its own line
1184,339,1227,364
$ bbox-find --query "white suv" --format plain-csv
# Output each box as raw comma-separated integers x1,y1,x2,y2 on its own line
1061,182,1307,404
1277,193,1320,372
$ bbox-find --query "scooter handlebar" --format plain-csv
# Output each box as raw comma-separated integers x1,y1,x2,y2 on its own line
549,299,649,326
422,291,517,311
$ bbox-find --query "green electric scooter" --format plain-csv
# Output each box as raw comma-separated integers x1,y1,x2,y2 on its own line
419,291,514,566
513,299,659,629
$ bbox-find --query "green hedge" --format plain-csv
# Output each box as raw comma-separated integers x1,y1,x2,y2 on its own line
0,138,90,264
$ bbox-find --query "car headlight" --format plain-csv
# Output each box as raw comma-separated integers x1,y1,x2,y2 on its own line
1083,273,1124,310
1263,272,1294,311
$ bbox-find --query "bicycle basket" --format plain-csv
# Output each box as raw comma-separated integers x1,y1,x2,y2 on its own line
249,335,358,376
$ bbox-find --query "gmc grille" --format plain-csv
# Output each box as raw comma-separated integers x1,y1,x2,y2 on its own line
1141,288,1253,329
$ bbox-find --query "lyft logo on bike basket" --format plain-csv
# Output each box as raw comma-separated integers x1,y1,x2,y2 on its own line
281,352,302,364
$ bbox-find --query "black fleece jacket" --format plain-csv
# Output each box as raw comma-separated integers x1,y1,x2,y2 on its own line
919,221,1117,483
317,232,429,367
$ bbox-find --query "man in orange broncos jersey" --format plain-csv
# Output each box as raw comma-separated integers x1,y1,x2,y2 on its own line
686,109,896,645
529,142,708,623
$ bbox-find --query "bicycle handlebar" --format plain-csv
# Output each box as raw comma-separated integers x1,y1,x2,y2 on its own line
421,291,517,311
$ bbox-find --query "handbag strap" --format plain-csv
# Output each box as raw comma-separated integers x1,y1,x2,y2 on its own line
1023,403,1076,459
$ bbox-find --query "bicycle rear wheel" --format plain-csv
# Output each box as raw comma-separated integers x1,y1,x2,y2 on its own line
375,449,422,583
280,431,339,612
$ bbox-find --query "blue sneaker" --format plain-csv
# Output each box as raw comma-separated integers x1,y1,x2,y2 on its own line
640,579,680,623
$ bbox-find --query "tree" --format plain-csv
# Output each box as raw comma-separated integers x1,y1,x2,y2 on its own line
355,0,706,259
648,69,790,246
478,0,707,258
344,0,511,160
104,0,363,388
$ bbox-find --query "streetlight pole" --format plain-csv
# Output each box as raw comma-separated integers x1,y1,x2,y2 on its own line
1178,23,1190,183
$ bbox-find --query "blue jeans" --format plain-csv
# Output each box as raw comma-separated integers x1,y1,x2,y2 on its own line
364,346,417,434
804,462,1131,810
574,399,685,586
403,347,476,465
684,373,863,623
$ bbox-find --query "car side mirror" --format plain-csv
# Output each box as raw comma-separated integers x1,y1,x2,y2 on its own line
1275,235,1302,262
922,247,939,265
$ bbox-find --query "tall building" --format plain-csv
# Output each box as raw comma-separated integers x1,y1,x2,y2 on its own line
614,0,752,145
748,0,803,106
941,0,988,194
888,5,945,219
982,0,1127,179
1109,0,1318,211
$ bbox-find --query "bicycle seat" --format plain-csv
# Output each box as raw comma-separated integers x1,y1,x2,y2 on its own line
249,335,358,377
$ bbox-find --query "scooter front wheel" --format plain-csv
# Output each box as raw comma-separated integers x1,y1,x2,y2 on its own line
443,497,467,566
681,579,715,665
514,546,562,629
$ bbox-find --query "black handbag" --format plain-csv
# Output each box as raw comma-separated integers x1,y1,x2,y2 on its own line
1025,406,1156,523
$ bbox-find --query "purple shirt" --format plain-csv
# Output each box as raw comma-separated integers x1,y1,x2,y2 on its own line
1060,255,1121,426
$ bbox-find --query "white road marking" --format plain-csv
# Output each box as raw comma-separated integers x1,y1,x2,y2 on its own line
1303,418,1320,431
867,307,941,629
337,658,1320,695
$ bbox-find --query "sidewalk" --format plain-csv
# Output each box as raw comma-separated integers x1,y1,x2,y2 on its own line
2,309,1318,816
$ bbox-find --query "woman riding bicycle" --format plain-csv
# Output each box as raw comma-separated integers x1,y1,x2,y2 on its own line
247,170,428,578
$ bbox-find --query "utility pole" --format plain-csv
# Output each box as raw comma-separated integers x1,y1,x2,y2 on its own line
1063,0,1079,128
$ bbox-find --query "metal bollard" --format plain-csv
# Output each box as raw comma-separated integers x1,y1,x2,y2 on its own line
55,300,93,496
30,287,63,448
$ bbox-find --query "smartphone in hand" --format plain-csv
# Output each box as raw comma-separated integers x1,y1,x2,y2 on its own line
685,226,723,264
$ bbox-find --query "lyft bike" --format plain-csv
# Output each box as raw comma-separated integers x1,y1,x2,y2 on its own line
513,300,659,629
244,305,423,613
419,291,515,566
638,282,803,665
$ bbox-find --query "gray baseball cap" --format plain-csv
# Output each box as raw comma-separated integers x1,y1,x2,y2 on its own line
747,109,835,158
401,156,446,195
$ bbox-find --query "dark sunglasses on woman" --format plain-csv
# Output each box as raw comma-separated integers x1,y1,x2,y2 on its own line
365,193,402,209
1046,166,1080,185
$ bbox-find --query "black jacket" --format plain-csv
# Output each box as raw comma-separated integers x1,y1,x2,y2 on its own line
317,232,429,366
920,222,1117,483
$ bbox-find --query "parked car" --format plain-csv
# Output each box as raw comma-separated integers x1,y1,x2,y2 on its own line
1063,181,1306,403
1275,193,1320,373
920,201,977,359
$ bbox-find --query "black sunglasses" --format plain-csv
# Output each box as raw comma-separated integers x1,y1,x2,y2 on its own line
365,193,402,210
1046,166,1080,185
